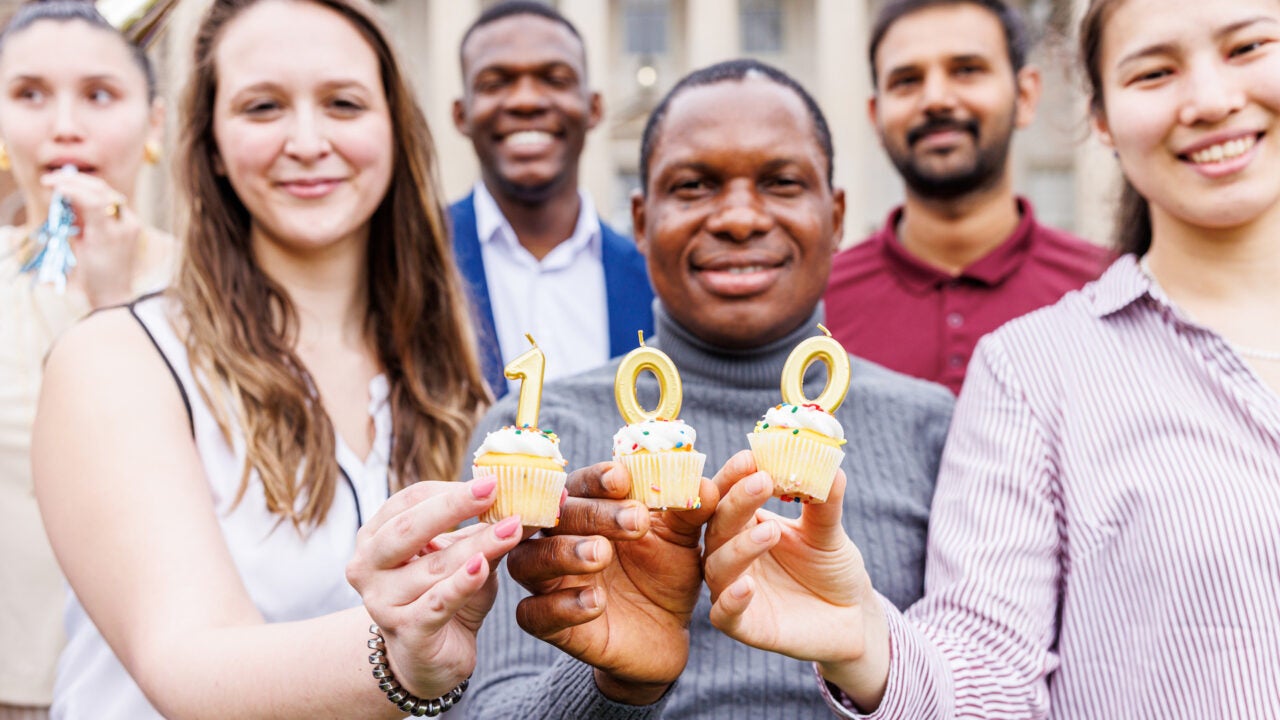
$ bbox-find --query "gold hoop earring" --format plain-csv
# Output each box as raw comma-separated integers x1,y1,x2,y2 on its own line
0,143,10,172
143,140,162,165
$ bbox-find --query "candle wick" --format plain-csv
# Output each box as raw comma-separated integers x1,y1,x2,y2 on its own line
637,330,647,347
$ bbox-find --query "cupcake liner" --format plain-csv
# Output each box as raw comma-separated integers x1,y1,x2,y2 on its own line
747,432,845,503
615,451,707,510
475,464,567,528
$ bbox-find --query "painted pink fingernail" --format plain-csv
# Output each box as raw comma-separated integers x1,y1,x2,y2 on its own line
466,554,484,575
493,515,522,539
471,477,497,499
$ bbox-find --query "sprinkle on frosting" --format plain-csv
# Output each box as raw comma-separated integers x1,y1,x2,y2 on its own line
753,402,845,440
474,424,568,466
613,419,698,455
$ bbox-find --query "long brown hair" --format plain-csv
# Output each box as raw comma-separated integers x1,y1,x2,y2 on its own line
174,0,488,528
1079,0,1151,258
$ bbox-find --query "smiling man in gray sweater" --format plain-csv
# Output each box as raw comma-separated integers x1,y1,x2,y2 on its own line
459,59,954,719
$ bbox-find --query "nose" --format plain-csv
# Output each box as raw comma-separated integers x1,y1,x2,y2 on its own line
704,181,774,242
504,74,550,115
283,105,332,161
51,95,84,142
1178,55,1244,126
919,70,957,113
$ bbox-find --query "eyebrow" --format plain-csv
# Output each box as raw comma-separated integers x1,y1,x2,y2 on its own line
884,52,989,77
1116,16,1278,68
228,78,372,97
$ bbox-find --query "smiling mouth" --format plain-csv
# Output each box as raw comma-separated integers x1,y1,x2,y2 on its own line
1182,134,1261,165
503,130,557,148
693,259,788,297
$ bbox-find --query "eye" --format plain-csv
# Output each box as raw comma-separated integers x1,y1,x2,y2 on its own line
15,86,46,103
328,95,367,116
544,69,577,89
886,74,921,91
1229,39,1269,59
242,98,282,117
765,175,805,196
474,73,510,94
670,177,710,198
953,63,983,77
87,87,115,105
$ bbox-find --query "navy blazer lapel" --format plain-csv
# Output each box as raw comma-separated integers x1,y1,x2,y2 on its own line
449,194,508,399
600,223,656,356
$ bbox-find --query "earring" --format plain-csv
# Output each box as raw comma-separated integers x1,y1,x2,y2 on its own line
144,140,162,165
0,142,10,172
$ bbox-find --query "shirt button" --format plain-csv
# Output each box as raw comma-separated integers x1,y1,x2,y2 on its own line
946,312,964,328
949,355,965,368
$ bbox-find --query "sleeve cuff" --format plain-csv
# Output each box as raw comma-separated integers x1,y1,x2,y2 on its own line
814,594,942,719
546,655,674,720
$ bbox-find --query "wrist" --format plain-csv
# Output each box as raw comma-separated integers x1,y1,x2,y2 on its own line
816,598,891,713
592,669,671,706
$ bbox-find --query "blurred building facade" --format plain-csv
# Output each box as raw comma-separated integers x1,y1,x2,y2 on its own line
0,0,1119,246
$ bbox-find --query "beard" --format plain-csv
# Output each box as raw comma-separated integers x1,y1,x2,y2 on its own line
886,113,1013,201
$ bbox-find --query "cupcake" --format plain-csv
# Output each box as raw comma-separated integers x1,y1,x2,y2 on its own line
747,402,846,503
474,424,568,528
612,419,706,510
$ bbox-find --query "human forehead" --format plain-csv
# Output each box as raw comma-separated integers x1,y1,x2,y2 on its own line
1099,0,1280,71
650,78,825,175
874,4,1010,77
0,19,141,84
213,0,381,96
460,14,586,79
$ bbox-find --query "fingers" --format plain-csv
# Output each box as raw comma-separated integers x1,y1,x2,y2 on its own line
565,461,631,500
704,469,774,556
711,450,758,497
506,534,613,589
514,584,605,642
553,496,648,539
359,478,501,570
801,471,849,550
708,575,755,637
42,171,132,229
703,516,781,599
654,476,720,547
403,551,494,630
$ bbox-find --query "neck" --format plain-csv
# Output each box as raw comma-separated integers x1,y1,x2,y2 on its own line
250,228,371,352
897,177,1020,275
483,176,582,261
1144,206,1280,305
652,302,825,390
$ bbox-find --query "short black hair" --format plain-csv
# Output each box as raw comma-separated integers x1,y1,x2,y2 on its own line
867,0,1032,88
458,1,585,74
0,0,157,101
639,59,833,193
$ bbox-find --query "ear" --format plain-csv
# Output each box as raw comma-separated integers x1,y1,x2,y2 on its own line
146,97,166,152
1013,65,1042,129
830,187,846,252
452,97,468,136
866,94,878,127
587,90,603,131
1091,108,1115,149
630,188,648,256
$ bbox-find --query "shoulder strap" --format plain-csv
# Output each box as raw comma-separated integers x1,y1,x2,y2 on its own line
126,292,195,436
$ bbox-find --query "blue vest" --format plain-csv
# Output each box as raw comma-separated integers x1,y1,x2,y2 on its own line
449,193,655,398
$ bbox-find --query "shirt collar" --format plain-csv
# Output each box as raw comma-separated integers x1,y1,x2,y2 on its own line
1086,253,1164,318
877,196,1038,292
472,181,601,264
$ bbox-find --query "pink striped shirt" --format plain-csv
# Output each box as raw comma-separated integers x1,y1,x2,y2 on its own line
821,255,1280,719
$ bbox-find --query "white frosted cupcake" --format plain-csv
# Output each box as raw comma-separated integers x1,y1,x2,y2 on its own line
612,419,706,510
473,424,568,528
747,403,846,503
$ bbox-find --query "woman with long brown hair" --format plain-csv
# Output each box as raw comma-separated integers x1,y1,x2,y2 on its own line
33,1,514,718
698,0,1280,717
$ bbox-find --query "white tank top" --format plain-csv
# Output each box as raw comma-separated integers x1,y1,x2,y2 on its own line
51,294,393,719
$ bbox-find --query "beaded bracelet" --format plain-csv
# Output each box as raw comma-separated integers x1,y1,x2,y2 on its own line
367,624,470,717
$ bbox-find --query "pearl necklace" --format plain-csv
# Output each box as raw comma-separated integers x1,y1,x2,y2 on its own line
1139,256,1280,362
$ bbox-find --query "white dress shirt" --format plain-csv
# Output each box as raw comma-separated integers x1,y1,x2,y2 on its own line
473,182,609,393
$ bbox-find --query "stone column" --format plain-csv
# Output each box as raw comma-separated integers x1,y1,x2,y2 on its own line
685,0,739,70
814,0,872,246
560,0,614,220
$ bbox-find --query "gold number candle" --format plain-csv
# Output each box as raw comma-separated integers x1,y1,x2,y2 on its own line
505,334,546,428
614,331,683,422
780,324,851,412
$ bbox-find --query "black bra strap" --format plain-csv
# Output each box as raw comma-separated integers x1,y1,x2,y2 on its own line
126,293,195,437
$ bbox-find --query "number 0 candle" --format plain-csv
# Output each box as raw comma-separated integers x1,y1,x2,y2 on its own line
779,324,851,412
614,331,682,422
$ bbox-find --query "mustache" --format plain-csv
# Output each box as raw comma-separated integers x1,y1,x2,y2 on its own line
907,117,979,147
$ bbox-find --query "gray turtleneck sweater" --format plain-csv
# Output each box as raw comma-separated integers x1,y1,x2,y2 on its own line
457,304,954,719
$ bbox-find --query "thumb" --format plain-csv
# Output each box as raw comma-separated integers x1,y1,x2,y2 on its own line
801,470,848,549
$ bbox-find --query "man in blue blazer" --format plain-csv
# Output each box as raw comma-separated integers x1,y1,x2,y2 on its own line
450,1,654,399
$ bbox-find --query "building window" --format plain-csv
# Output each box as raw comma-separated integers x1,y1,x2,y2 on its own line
741,0,783,54
624,0,668,55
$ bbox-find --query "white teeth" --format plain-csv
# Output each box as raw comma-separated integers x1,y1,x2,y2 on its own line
725,265,765,274
505,130,553,147
1189,135,1257,164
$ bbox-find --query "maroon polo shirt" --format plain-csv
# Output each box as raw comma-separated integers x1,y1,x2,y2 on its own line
824,198,1112,394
